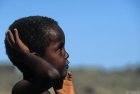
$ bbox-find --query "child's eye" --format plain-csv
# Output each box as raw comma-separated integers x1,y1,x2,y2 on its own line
57,48,61,52
57,48,64,55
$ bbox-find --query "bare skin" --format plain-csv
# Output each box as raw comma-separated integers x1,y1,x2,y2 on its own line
5,29,75,94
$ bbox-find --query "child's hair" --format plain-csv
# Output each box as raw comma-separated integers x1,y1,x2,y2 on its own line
5,16,63,72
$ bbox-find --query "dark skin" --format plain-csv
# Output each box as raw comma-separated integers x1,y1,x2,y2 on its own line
5,28,69,94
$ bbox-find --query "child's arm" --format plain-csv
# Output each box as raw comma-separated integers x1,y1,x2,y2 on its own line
53,71,75,94
6,29,60,83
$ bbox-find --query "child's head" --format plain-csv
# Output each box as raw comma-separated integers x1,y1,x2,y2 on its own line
5,16,69,78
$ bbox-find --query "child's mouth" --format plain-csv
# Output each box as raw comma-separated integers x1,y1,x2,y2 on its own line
66,65,69,69
66,60,70,69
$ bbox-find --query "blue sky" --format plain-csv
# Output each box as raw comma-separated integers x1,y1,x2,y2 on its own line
0,0,140,69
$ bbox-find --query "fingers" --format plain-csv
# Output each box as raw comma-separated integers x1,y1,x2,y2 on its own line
5,28,20,49
14,28,20,44
68,71,72,79
68,71,72,80
7,30,15,44
6,28,30,54
13,28,30,53
6,31,12,47
12,28,23,48
5,30,15,47
65,71,72,81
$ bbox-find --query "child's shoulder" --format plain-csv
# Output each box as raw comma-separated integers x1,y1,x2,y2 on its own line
12,80,33,94
12,80,51,94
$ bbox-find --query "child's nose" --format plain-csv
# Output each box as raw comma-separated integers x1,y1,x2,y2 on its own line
65,52,69,59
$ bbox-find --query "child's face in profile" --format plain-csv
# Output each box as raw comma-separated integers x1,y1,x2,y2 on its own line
43,30,69,78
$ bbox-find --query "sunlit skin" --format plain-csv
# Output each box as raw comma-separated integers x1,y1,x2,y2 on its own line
5,29,75,94
43,29,69,79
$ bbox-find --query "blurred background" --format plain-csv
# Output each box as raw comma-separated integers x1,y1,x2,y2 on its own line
0,0,140,94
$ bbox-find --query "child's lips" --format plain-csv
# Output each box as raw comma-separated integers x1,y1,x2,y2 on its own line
66,60,70,65
66,60,70,69
66,64,69,69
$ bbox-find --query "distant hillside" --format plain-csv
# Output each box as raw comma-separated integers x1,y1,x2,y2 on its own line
0,65,140,94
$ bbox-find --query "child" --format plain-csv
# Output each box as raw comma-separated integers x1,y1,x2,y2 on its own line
5,16,75,94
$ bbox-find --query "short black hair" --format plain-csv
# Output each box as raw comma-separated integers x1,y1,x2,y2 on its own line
4,16,63,72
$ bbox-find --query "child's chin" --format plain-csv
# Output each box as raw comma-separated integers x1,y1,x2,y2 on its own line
60,69,68,79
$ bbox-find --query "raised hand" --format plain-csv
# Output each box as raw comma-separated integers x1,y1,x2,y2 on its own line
6,28,30,55
6,28,60,83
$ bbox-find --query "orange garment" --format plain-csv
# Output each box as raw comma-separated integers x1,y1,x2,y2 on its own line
55,72,75,94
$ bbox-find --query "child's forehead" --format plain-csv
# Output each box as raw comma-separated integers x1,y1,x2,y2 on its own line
48,29,65,41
